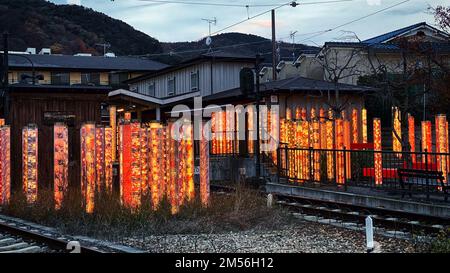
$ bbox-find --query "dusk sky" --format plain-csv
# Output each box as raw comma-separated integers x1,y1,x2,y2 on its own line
50,0,448,45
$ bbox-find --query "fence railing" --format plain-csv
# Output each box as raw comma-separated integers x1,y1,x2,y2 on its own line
277,145,450,201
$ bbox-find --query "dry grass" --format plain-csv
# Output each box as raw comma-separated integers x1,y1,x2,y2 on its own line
2,184,293,242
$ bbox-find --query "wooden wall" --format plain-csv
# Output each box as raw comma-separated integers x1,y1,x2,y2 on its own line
8,89,108,192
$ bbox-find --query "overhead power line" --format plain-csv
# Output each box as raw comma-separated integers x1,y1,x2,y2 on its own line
297,0,411,44
124,0,409,59
136,0,352,8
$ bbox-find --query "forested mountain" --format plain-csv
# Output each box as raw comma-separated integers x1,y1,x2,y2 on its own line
0,0,318,64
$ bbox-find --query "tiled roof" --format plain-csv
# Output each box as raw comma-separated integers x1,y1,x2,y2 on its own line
9,54,169,71
204,76,372,102
363,22,428,44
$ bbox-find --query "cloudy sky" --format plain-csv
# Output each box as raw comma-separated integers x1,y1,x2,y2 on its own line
50,0,448,45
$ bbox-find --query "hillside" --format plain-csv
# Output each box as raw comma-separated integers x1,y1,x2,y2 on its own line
0,0,318,64
159,33,319,64
0,0,162,56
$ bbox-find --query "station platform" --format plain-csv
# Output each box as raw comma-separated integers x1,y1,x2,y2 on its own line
266,182,450,219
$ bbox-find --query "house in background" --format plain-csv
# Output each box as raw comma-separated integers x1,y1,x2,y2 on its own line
301,22,450,85
258,22,450,85
109,51,256,121
2,49,168,190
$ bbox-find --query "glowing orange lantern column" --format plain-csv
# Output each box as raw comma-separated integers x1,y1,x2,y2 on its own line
408,114,416,163
54,123,68,209
140,127,149,197
436,115,448,181
335,119,345,184
0,125,10,205
130,121,142,209
81,123,95,213
104,127,113,193
23,124,38,204
109,106,117,162
351,108,359,144
422,121,432,164
392,107,402,157
362,108,368,144
311,120,320,181
373,118,382,185
185,123,195,201
326,121,334,180
200,121,210,207
344,120,351,179
95,126,105,193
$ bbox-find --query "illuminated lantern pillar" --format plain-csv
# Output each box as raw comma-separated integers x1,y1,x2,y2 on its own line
247,107,255,154
120,121,132,208
95,126,105,193
0,119,4,126
351,108,359,144
295,106,301,120
362,108,368,144
421,121,432,164
392,107,402,157
287,120,295,179
104,127,113,194
22,124,38,204
436,115,448,181
344,120,351,179
328,108,334,120
109,105,117,162
312,120,320,181
286,107,292,121
211,112,217,154
176,124,186,206
167,122,179,214
226,109,234,154
326,120,334,180
218,111,224,154
54,123,68,210
200,121,210,207
310,108,316,120
335,119,345,184
140,127,149,197
148,123,164,209
408,114,416,163
299,121,310,180
185,123,195,201
130,121,142,209
301,108,307,121
0,125,10,205
81,123,95,213
373,118,382,185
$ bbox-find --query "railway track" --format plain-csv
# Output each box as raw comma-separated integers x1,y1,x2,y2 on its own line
210,184,449,237
0,217,103,253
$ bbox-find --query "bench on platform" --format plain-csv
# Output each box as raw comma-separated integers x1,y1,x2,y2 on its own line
398,168,449,201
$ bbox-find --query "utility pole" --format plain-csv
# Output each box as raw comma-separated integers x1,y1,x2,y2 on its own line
96,43,111,56
290,30,298,62
271,9,277,81
255,53,261,179
1,32,8,121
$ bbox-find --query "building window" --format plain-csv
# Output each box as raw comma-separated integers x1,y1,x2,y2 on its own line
190,71,199,91
51,72,70,85
81,73,101,86
168,77,176,96
109,72,129,85
147,82,155,97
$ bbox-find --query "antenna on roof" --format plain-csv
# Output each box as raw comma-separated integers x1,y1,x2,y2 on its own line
95,43,111,56
202,17,217,52
290,31,298,62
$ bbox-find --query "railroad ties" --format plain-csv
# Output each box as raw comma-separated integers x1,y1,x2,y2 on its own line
0,231,50,253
